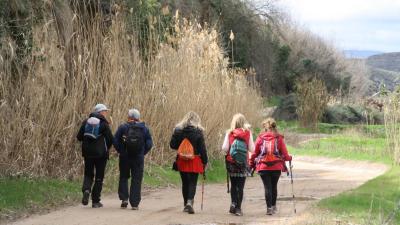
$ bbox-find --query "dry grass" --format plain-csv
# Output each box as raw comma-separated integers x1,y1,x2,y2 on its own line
383,91,400,165
0,10,262,178
296,77,329,130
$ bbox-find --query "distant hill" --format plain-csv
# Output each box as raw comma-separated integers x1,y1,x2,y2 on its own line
366,52,400,93
344,50,383,59
367,52,400,72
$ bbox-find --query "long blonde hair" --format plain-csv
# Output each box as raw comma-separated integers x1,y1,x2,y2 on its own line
262,117,278,134
229,113,250,132
175,111,204,130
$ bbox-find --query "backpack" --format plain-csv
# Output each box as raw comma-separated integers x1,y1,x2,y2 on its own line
82,117,106,158
259,137,282,166
230,138,248,165
123,123,145,157
84,117,101,140
177,138,195,160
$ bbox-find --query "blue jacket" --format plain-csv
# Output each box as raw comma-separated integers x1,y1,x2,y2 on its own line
113,121,153,159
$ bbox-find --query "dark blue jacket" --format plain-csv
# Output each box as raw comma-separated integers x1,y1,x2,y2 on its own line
113,121,153,159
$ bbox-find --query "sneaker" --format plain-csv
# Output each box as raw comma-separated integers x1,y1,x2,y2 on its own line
121,200,128,209
131,206,139,210
272,205,278,214
235,208,243,216
229,203,236,214
92,202,103,208
81,190,90,206
185,200,195,214
266,207,273,215
183,206,189,212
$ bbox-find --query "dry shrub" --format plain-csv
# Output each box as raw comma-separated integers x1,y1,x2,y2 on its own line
296,77,329,130
0,11,262,178
383,90,400,165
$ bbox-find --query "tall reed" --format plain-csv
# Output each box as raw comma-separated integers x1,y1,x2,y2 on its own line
383,90,400,165
0,9,262,178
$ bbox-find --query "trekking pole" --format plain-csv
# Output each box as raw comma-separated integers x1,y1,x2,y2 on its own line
226,172,230,193
289,160,297,214
201,172,206,210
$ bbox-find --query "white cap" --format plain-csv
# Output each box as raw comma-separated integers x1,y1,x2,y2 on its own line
128,108,140,120
93,103,110,113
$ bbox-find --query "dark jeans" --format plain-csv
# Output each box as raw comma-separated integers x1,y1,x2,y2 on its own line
82,157,107,203
179,172,199,206
118,157,144,207
260,170,281,208
230,176,246,209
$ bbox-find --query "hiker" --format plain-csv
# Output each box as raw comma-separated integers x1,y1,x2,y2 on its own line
222,113,255,216
170,111,208,214
76,103,113,208
249,118,292,215
113,108,153,210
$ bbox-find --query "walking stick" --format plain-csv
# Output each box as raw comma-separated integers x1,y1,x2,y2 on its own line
201,172,206,210
289,160,297,214
226,171,230,193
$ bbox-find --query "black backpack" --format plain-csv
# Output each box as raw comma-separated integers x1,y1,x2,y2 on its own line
123,123,145,157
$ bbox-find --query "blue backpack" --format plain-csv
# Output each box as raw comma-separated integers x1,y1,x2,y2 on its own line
230,138,248,165
84,117,101,140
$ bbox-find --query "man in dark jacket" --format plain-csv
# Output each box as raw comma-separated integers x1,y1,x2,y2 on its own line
77,103,113,208
113,108,153,210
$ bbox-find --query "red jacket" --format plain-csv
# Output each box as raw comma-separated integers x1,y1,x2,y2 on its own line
249,131,292,172
226,128,251,163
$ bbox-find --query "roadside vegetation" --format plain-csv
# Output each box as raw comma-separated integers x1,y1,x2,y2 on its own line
288,121,399,224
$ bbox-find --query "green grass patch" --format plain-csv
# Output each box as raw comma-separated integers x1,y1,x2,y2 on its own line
318,166,400,224
278,121,385,137
289,133,390,164
264,96,283,107
290,126,399,224
0,177,80,219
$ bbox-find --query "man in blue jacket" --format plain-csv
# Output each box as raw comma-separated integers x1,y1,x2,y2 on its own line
113,108,153,210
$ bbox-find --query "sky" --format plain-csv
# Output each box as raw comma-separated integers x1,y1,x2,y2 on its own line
278,0,400,52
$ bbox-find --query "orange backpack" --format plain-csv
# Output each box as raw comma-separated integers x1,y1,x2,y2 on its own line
177,138,195,160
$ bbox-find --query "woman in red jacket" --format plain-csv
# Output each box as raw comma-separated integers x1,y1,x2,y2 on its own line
170,111,208,214
222,113,254,216
249,118,292,215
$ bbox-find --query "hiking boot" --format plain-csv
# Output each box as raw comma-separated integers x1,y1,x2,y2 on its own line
266,207,273,215
121,200,128,209
272,205,278,214
131,206,139,210
92,202,103,208
185,200,195,214
81,190,90,206
235,208,243,216
229,203,236,214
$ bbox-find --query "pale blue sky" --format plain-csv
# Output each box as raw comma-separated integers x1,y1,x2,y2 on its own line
279,0,400,52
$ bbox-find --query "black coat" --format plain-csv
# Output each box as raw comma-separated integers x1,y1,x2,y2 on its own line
77,113,113,159
170,126,208,165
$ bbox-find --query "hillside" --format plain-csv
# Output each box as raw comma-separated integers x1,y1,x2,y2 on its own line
367,52,400,72
366,52,400,93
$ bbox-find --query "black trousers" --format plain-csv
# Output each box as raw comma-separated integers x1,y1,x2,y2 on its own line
260,170,281,208
118,157,144,207
82,157,108,203
230,176,246,209
179,172,199,206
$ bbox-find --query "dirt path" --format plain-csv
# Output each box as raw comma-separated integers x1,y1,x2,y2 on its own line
11,156,387,225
